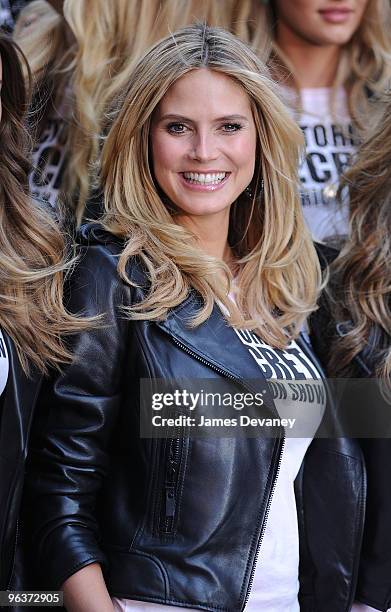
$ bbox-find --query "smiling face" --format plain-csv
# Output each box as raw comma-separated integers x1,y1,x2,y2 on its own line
150,68,257,225
275,0,369,47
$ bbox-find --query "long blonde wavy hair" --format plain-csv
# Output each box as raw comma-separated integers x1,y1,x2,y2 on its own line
13,0,71,136
329,94,391,386
0,33,89,375
101,24,321,348
232,0,391,126
14,0,238,225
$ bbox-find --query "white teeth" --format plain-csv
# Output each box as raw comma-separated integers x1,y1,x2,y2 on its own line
182,172,227,184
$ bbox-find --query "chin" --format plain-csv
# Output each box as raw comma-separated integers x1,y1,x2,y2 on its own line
176,196,232,215
181,204,230,216
316,29,357,46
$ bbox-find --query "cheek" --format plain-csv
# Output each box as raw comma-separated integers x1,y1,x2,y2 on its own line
151,134,188,198
356,0,369,12
231,133,256,176
354,0,369,24
276,0,311,27
151,135,172,174
151,133,187,175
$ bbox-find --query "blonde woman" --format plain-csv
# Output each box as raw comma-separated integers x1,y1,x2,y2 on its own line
0,32,88,590
25,25,365,612
14,0,235,224
311,94,391,612
232,0,391,242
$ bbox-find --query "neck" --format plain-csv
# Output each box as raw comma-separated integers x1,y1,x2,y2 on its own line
176,211,232,262
276,22,341,88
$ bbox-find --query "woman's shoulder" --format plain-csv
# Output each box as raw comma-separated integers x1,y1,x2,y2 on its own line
76,223,142,279
78,222,125,253
70,223,146,309
72,224,126,289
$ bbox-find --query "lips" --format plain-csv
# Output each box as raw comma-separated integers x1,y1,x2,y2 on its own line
319,8,353,23
179,171,230,192
181,171,229,185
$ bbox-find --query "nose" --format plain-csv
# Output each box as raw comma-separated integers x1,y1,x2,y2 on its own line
189,130,219,162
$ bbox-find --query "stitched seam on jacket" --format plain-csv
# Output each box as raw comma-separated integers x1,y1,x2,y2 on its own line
124,548,169,600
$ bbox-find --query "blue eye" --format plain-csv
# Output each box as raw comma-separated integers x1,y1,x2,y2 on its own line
222,123,243,132
167,123,187,134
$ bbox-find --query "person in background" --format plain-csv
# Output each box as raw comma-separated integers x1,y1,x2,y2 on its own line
0,32,89,591
13,0,73,211
0,0,26,31
13,0,235,224
310,94,391,612
232,0,391,242
24,24,365,612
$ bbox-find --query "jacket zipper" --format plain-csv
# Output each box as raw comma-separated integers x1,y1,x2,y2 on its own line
169,335,285,609
161,432,182,534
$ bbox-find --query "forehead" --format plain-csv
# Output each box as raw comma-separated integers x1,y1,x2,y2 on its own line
155,68,252,118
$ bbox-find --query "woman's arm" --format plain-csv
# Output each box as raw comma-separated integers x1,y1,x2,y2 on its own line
62,564,114,612
24,238,131,590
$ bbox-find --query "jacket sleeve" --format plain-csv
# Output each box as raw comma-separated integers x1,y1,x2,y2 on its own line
24,241,131,589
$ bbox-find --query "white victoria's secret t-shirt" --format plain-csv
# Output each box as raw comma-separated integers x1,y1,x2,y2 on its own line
234,331,325,612
285,87,358,243
113,333,326,612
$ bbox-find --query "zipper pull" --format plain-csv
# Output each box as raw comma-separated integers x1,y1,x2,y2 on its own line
165,485,176,518
167,459,176,482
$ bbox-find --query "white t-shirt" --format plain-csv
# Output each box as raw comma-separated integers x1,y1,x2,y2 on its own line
0,329,9,396
352,604,388,612
234,331,325,611
114,333,326,612
285,86,358,242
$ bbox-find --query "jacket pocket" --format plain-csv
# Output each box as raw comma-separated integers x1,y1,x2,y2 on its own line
155,434,187,537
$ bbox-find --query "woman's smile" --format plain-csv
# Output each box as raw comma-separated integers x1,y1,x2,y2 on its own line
179,170,231,191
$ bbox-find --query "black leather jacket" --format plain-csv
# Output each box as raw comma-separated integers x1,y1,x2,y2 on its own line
0,333,41,589
25,226,366,612
310,249,391,612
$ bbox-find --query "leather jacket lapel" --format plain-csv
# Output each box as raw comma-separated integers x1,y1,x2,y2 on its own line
158,304,266,379
157,296,281,417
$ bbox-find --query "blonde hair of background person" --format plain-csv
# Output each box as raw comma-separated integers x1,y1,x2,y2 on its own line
154,0,235,35
100,24,321,349
0,33,90,374
14,0,238,225
328,94,391,387
232,0,391,126
12,0,68,87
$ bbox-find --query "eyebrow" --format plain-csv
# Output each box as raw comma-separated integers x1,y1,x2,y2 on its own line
158,113,250,123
